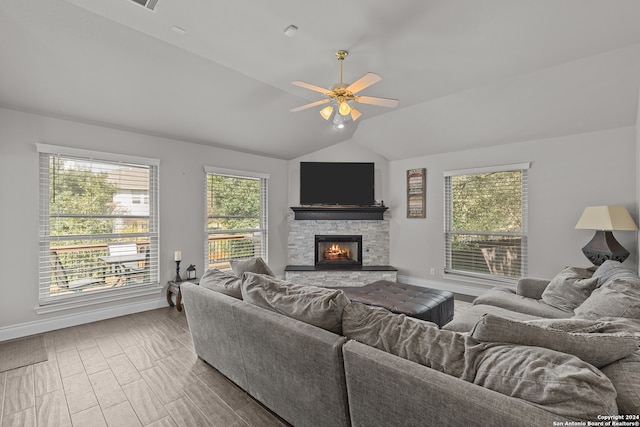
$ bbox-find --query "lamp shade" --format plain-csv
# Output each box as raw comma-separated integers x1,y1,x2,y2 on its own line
575,206,638,231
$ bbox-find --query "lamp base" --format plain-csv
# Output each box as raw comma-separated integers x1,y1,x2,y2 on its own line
581,230,629,266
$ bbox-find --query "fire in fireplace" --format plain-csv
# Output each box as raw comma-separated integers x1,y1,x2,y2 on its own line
315,235,363,268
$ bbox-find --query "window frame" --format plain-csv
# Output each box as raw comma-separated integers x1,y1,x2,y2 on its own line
37,144,161,312
444,162,529,284
204,166,269,271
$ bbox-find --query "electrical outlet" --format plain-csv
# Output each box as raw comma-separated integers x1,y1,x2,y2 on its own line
430,268,435,276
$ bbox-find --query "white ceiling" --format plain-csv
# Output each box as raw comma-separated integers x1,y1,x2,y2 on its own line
1,0,640,160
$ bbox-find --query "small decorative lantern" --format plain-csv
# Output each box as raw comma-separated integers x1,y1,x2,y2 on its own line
186,264,196,280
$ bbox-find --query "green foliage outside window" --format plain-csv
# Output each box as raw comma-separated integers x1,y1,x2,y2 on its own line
451,171,522,234
207,175,261,231
447,169,525,279
50,158,119,237
206,173,266,268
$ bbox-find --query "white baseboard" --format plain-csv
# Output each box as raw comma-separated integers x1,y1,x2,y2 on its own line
396,274,494,297
0,297,167,341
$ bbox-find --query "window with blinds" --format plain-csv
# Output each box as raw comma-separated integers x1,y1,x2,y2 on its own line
37,144,160,308
444,163,529,283
204,167,269,270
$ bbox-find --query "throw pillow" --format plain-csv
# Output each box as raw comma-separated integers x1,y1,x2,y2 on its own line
470,314,638,367
600,350,640,415
474,344,618,420
574,277,640,319
540,266,597,312
229,257,274,277
199,268,242,299
241,272,349,334
593,260,638,287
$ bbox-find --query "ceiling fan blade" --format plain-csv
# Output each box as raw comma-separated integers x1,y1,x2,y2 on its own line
355,95,399,108
290,98,331,113
291,81,331,95
346,73,382,94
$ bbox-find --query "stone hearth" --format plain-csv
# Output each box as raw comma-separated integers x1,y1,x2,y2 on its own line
285,208,396,287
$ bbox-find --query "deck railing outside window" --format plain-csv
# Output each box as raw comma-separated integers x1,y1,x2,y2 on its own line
37,144,159,308
204,167,269,271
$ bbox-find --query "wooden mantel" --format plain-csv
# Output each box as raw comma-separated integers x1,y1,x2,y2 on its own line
290,206,388,221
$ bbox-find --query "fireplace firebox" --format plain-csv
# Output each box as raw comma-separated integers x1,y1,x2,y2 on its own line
315,235,363,268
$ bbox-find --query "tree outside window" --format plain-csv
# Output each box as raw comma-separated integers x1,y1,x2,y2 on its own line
38,145,159,306
445,164,528,282
205,170,268,270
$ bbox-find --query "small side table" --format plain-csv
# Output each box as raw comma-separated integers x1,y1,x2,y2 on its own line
167,278,198,311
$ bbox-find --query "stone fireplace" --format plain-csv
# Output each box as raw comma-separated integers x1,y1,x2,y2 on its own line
315,235,362,267
285,207,397,287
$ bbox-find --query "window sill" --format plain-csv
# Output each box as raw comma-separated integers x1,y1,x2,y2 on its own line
36,283,162,314
443,271,517,288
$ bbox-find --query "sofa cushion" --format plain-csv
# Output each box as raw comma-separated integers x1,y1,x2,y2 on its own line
241,272,349,334
199,268,243,299
600,350,640,415
471,313,640,416
343,302,619,419
474,344,618,419
574,277,640,319
442,304,544,333
593,260,638,287
540,266,597,312
472,288,570,318
527,316,640,334
470,314,638,367
515,277,550,299
342,302,490,380
230,257,274,277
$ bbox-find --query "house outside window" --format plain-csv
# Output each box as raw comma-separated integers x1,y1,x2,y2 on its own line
204,167,269,270
444,163,529,283
37,144,160,310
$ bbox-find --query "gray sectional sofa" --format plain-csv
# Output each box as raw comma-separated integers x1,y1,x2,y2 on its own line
181,259,640,427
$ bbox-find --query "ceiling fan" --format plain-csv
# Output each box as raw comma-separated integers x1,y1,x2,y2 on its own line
290,50,399,127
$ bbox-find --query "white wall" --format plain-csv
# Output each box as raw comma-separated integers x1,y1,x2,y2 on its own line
388,127,637,295
0,108,289,335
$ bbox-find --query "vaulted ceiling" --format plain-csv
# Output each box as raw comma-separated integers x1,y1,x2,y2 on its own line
1,0,640,160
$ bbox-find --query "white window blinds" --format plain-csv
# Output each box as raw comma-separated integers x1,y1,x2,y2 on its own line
204,167,269,270
444,163,529,283
37,144,160,308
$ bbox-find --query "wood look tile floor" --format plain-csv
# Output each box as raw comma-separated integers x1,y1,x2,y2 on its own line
0,308,290,427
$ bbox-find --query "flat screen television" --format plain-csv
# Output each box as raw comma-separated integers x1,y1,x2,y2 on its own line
300,162,375,206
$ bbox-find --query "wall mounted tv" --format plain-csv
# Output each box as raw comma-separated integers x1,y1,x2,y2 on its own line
300,162,375,206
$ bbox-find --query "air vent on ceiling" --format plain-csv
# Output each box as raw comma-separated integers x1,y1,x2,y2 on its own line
129,0,160,12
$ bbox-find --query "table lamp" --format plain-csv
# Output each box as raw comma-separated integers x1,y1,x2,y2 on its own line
575,205,638,265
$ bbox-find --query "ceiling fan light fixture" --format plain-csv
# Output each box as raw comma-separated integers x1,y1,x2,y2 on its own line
320,105,333,120
338,101,351,116
333,114,345,129
289,49,398,125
